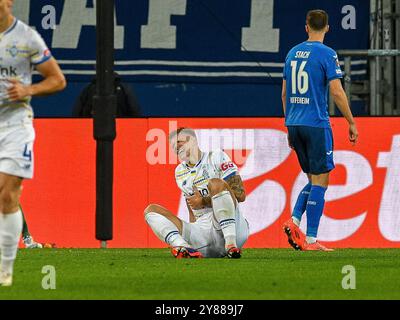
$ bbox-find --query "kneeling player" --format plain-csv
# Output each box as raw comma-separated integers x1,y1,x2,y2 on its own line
144,128,249,258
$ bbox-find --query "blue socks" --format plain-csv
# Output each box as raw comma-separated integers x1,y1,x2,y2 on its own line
305,185,327,238
292,182,327,239
292,182,312,222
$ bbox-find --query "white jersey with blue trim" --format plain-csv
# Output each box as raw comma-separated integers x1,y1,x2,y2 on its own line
175,149,238,219
0,18,52,127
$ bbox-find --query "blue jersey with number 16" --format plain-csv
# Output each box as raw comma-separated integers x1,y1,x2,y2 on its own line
283,41,343,128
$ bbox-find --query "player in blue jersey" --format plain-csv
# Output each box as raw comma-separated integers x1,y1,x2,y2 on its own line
281,10,358,251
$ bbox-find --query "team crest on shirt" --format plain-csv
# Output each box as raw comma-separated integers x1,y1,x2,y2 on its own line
7,45,18,57
5,44,31,58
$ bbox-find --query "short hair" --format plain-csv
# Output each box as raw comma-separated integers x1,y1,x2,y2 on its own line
169,127,197,141
306,10,329,31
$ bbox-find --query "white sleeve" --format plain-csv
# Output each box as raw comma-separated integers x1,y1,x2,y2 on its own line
175,165,190,196
29,29,52,65
212,150,238,180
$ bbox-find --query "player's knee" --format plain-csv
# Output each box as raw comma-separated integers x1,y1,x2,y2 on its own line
207,178,228,196
0,188,20,212
144,204,162,217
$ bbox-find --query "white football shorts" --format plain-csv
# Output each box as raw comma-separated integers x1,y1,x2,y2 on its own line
0,123,35,179
182,206,249,258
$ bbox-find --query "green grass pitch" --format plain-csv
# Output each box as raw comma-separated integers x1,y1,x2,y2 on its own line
1,248,399,300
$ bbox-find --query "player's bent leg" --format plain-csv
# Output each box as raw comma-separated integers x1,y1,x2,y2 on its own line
283,173,310,251
144,204,183,233
292,175,312,226
0,173,24,286
208,178,241,258
207,178,236,206
311,172,329,188
229,209,249,259
235,209,249,249
283,127,310,250
144,204,203,258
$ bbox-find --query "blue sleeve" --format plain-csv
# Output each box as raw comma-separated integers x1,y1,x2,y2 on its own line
323,49,343,82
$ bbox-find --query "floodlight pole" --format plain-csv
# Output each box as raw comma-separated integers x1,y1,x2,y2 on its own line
94,0,116,247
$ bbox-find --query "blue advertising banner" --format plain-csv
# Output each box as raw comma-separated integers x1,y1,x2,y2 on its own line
14,0,370,115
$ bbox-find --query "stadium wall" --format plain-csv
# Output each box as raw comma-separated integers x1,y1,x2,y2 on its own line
14,0,370,117
21,118,400,248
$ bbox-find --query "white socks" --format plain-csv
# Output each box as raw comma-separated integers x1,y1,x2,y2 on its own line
306,236,317,244
292,217,317,243
292,216,301,227
0,210,23,275
212,190,237,249
145,212,190,247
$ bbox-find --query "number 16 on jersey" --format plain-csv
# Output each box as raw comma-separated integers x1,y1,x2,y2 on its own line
290,61,309,95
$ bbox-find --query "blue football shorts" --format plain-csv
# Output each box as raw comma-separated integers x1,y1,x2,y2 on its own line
287,125,335,175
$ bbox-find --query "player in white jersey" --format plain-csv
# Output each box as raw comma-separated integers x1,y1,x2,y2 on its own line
144,128,249,259
0,0,66,286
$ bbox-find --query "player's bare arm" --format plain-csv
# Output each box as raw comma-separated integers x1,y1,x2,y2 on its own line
187,175,246,210
281,80,293,149
281,79,287,116
329,79,359,145
225,174,246,202
7,58,66,101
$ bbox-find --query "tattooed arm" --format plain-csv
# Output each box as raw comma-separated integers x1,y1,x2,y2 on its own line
225,174,246,202
192,174,246,208
201,195,212,208
200,174,246,207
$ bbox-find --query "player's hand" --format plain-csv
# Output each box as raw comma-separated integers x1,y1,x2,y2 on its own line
186,187,204,210
349,123,358,145
7,79,32,101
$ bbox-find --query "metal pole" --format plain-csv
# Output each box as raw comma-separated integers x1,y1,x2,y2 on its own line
376,56,382,115
382,0,394,115
94,0,117,246
344,56,352,107
376,0,383,115
370,57,377,115
370,0,378,115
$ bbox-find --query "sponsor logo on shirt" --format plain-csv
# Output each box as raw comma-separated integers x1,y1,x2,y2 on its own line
0,65,17,77
221,162,234,171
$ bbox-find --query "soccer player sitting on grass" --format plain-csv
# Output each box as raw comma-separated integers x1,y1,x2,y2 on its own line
144,128,249,259
281,9,358,251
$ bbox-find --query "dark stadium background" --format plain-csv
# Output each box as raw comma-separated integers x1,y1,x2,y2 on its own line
19,0,370,117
